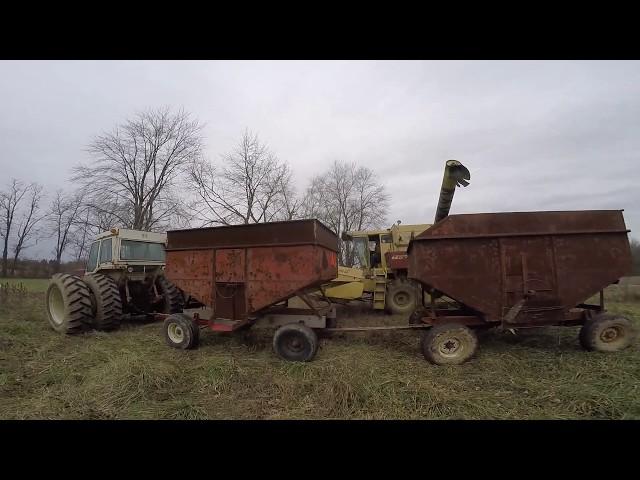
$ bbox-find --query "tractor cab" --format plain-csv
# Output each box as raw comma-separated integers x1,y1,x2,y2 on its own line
85,228,167,278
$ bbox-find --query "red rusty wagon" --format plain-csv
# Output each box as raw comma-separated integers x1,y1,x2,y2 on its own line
407,210,637,364
161,219,339,361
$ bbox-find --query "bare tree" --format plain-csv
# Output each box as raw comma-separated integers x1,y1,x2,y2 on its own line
301,160,389,266
68,205,95,262
48,190,84,272
0,179,30,277
188,129,299,226
11,183,45,275
73,106,204,232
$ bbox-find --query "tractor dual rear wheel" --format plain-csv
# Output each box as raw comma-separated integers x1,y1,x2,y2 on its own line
164,314,200,350
421,323,478,365
579,313,636,352
45,273,93,334
83,273,123,331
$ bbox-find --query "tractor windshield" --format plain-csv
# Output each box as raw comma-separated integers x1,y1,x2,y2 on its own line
87,241,99,271
352,237,370,269
120,240,166,262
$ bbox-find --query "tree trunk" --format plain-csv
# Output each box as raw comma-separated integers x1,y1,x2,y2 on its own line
2,239,8,277
10,253,18,276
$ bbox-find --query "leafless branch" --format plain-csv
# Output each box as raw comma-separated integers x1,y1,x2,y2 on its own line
72,106,204,232
301,160,389,266
187,128,299,226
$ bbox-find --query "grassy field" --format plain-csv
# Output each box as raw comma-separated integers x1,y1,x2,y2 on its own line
0,278,49,293
0,281,639,419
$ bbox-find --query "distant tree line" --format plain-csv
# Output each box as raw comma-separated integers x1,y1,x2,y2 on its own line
0,106,390,276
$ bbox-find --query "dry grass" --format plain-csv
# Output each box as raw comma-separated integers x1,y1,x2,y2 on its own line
1,286,639,419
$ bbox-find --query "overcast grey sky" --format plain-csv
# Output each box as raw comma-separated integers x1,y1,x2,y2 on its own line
1,60,639,259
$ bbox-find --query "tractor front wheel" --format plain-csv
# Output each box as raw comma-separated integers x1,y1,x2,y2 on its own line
156,275,184,314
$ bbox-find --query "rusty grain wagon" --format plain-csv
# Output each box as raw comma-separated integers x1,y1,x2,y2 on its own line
407,209,637,364
161,219,339,361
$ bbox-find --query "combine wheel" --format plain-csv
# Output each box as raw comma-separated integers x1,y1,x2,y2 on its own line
156,275,184,314
273,323,318,362
83,273,123,331
164,314,200,350
386,279,418,315
421,323,478,365
45,273,93,334
579,313,636,352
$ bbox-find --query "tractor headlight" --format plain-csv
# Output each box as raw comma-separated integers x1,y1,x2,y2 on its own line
127,267,134,273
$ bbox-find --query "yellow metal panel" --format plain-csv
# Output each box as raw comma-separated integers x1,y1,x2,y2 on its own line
323,281,365,300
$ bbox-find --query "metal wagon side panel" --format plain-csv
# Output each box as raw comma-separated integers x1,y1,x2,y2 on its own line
408,210,632,325
165,249,215,306
246,245,338,314
408,237,503,319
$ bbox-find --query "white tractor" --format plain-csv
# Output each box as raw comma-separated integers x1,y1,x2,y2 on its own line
45,228,183,334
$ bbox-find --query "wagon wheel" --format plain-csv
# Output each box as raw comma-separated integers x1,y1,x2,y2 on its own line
163,314,200,350
273,323,318,362
421,323,478,365
579,313,636,352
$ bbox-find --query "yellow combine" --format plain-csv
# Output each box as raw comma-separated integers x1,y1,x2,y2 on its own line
322,160,471,314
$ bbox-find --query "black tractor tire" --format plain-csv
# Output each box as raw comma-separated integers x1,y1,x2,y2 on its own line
83,273,123,331
579,313,636,352
421,323,478,365
386,279,418,315
164,314,200,350
156,275,184,314
273,323,319,362
45,273,93,335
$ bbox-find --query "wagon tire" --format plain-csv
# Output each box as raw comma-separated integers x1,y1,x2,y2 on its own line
156,275,184,314
273,323,318,362
579,313,636,352
386,279,418,315
45,273,93,334
421,323,478,365
164,314,200,350
83,273,123,331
